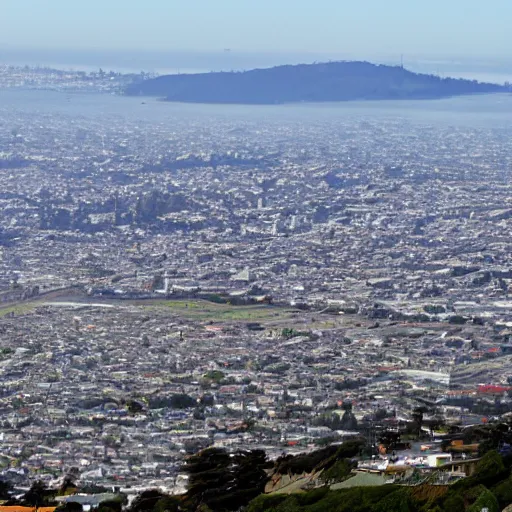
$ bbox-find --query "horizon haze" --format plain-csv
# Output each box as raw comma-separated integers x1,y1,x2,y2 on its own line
1,0,511,83
1,0,510,57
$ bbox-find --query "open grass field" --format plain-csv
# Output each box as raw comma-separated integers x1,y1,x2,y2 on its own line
0,290,355,330
0,301,40,318
145,299,301,324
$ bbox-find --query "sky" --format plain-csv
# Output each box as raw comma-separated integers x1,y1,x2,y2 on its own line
0,0,510,59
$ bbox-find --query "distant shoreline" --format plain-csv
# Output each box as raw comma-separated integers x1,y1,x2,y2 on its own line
153,91,509,107
2,48,512,83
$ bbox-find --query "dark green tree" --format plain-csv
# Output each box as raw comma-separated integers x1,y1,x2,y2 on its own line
55,503,83,512
58,475,77,496
0,480,12,500
129,490,167,512
340,401,358,430
372,488,412,512
467,488,500,512
126,399,145,414
184,447,268,511
473,450,505,481
492,475,512,509
97,498,125,512
153,496,181,512
170,393,197,409
442,492,465,512
22,480,53,507
412,407,425,439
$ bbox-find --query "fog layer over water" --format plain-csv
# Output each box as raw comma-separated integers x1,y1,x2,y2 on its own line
2,89,512,129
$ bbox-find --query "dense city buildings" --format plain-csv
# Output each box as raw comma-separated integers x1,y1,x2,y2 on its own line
0,68,512,502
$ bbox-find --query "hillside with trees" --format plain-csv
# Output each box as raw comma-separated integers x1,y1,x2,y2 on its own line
3,431,512,512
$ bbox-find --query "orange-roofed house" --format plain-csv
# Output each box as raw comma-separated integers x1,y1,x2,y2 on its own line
0,507,56,512
0,505,36,512
0,507,35,512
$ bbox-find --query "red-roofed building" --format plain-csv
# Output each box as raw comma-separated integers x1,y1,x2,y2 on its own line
478,384,511,394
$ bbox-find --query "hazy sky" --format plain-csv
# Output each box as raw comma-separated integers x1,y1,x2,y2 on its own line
0,0,510,58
